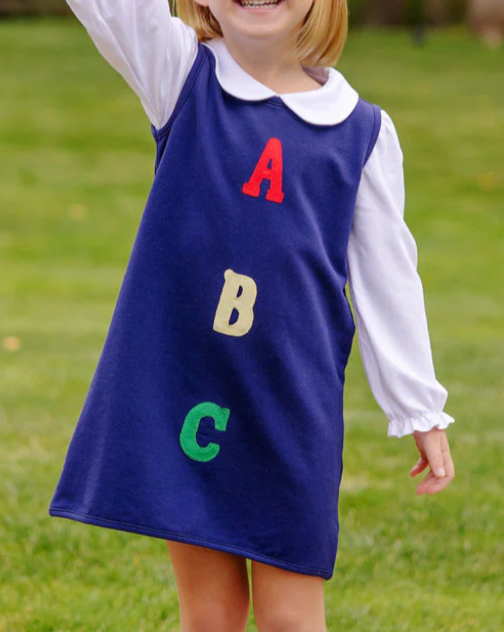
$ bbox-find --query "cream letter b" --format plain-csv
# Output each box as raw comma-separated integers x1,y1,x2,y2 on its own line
213,269,257,337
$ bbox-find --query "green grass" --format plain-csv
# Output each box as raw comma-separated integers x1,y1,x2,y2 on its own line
1,18,503,632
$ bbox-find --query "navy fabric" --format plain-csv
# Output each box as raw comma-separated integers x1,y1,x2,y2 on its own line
49,41,382,580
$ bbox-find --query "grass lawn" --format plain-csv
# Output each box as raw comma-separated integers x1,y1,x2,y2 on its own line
1,17,503,632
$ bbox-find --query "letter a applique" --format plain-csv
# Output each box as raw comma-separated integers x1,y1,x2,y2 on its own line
242,138,285,204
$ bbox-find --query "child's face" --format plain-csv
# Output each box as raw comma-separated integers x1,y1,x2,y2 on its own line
194,0,315,49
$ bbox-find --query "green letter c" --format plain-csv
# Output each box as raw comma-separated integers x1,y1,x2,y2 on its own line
179,402,230,463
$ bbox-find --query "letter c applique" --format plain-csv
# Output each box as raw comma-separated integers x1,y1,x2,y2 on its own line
179,402,231,462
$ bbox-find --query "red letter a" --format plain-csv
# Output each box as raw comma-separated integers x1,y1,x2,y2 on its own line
242,138,285,204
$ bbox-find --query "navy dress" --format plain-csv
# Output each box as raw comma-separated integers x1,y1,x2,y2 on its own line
49,41,381,581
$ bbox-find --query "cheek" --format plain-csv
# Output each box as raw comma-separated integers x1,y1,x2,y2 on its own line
206,0,226,23
300,0,316,20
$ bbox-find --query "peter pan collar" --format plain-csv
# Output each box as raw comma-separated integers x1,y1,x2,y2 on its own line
202,37,359,126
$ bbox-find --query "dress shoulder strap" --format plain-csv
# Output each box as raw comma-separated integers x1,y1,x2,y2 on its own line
359,99,382,166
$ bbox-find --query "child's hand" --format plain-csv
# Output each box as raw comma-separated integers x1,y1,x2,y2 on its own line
410,428,455,495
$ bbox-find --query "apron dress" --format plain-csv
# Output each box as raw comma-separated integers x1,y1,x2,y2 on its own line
49,41,382,581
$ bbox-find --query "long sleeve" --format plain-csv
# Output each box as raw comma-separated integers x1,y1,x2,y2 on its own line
346,110,455,438
66,0,199,130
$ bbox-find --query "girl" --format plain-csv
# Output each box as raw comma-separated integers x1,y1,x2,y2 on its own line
49,0,456,630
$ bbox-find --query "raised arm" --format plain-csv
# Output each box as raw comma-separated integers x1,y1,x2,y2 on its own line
347,110,455,439
66,0,199,129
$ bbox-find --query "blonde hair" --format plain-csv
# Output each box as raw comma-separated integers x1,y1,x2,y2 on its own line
172,0,348,68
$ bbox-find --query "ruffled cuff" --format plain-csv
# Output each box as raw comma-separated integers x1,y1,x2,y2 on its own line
387,410,455,439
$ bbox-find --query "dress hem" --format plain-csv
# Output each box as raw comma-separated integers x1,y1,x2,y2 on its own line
48,507,333,580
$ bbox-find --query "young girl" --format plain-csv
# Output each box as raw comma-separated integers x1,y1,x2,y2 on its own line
49,0,456,630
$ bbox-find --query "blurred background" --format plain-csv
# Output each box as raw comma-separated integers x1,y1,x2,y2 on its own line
0,1,503,631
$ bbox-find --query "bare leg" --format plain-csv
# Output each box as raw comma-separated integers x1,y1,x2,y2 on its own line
251,560,327,632
166,540,251,632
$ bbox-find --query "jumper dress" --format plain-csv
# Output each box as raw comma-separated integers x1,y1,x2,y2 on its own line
49,41,382,581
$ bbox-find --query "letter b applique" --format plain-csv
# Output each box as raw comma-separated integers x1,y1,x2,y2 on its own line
213,269,258,337
242,138,285,204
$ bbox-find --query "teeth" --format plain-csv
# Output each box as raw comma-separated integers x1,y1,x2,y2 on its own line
239,0,280,7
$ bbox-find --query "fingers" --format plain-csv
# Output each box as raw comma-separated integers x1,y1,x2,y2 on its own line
415,430,455,495
423,430,447,477
443,432,455,477
410,456,428,477
416,469,453,495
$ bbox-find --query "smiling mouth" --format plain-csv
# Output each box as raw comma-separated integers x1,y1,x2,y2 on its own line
235,0,285,9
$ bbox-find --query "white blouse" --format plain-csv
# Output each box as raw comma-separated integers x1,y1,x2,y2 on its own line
65,0,455,438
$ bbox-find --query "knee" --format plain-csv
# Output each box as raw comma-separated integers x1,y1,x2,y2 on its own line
255,606,325,632
181,598,250,632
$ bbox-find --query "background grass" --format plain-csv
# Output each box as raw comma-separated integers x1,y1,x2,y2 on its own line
1,18,503,632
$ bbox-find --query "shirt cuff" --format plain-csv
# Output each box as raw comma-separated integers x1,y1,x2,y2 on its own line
387,410,455,438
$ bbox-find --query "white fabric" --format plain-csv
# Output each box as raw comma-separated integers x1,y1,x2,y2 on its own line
65,0,455,438
203,38,359,126
65,0,199,129
347,113,455,437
